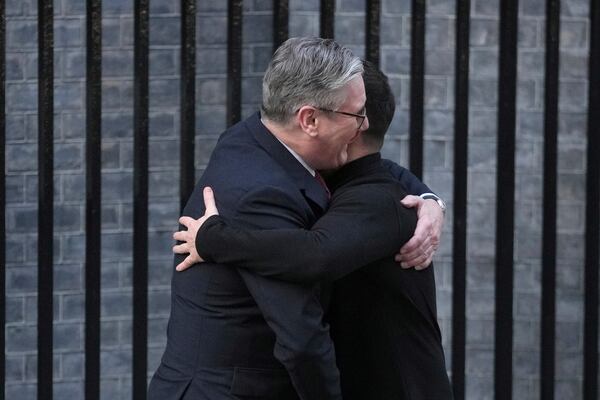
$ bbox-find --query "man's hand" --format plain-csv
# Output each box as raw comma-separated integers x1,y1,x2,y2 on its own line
395,195,444,270
173,187,219,271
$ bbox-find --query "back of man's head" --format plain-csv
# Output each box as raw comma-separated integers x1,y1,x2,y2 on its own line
262,37,363,125
361,60,396,150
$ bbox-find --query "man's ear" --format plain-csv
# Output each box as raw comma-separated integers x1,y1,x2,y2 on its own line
297,106,319,138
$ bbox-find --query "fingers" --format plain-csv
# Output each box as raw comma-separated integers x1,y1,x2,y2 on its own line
179,216,195,228
175,255,194,272
400,195,421,208
172,243,189,254
203,187,219,216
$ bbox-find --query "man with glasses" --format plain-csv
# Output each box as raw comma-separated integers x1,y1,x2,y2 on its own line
148,38,445,400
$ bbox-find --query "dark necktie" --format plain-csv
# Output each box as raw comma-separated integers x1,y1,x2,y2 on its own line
315,171,331,199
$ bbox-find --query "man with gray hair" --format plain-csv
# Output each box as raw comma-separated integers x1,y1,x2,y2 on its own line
148,37,443,400
148,36,368,400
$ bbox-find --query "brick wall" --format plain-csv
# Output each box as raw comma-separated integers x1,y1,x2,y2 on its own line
4,0,592,398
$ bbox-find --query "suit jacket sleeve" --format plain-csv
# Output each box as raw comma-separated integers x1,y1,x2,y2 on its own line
229,187,342,400
197,185,417,284
381,158,431,195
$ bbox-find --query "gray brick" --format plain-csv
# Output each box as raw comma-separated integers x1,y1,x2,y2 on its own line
62,234,86,262
6,355,25,382
101,291,132,318
335,16,366,44
243,14,273,43
62,352,84,379
424,78,448,108
101,232,132,260
150,17,180,46
559,81,588,111
470,18,499,47
197,16,228,45
423,111,453,138
62,173,85,202
466,261,494,290
561,0,589,17
7,267,36,294
514,351,539,376
6,53,26,80
150,140,179,168
380,16,403,45
102,50,133,78
197,47,227,74
149,170,179,197
198,0,227,12
55,18,83,47
5,384,36,400
469,80,498,108
101,172,133,201
241,76,263,104
470,50,498,78
467,290,495,317
6,296,25,323
558,112,587,138
6,235,25,263
6,325,36,352
557,203,585,232
62,113,85,139
149,258,174,286
6,175,24,204
62,294,84,320
53,381,84,400
7,20,37,49
557,173,585,201
382,48,411,74
55,82,84,110
149,112,176,137
197,78,226,105
518,51,544,77
518,19,540,48
55,323,83,350
101,141,121,170
245,45,272,74
151,0,180,13
514,320,539,350
194,137,219,166
55,264,82,291
289,14,320,38
6,0,24,15
24,353,62,380
6,83,37,111
55,143,83,171
560,20,589,48
102,0,133,15
150,49,178,77
101,320,121,347
149,202,179,229
559,51,589,79
555,379,582,399
517,111,543,138
150,79,180,108
383,0,410,13
558,146,586,171
556,294,583,322
149,231,175,258
63,51,85,78
148,290,171,316
426,17,453,49
101,350,132,376
556,321,582,351
466,349,493,375
101,261,121,289
467,202,496,234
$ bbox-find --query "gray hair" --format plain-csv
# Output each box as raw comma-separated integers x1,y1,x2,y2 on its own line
261,37,364,124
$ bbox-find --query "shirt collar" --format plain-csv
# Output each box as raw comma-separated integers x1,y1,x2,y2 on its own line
273,134,316,177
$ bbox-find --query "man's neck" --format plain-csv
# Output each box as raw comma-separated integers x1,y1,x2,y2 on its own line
261,117,316,175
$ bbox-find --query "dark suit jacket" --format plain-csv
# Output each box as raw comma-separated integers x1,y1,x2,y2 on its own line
195,153,453,399
148,113,341,400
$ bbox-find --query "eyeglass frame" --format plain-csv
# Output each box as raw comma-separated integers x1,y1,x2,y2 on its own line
315,107,367,130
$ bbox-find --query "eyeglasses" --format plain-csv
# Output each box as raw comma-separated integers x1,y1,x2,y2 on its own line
317,107,367,130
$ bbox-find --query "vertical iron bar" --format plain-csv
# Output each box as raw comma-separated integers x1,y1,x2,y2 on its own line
37,0,54,398
0,1,5,398
133,0,149,398
85,0,102,399
227,0,242,126
37,1,54,399
495,1,518,399
365,0,381,67
452,0,470,398
180,0,196,211
273,0,289,52
409,0,425,179
540,1,560,399
320,0,335,39
583,0,600,398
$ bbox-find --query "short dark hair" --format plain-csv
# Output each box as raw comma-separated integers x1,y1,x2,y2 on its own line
362,60,395,149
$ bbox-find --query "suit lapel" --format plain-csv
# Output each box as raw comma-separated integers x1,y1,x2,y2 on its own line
245,114,329,212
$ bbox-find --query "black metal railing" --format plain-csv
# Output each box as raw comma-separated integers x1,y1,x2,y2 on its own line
1,1,599,399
